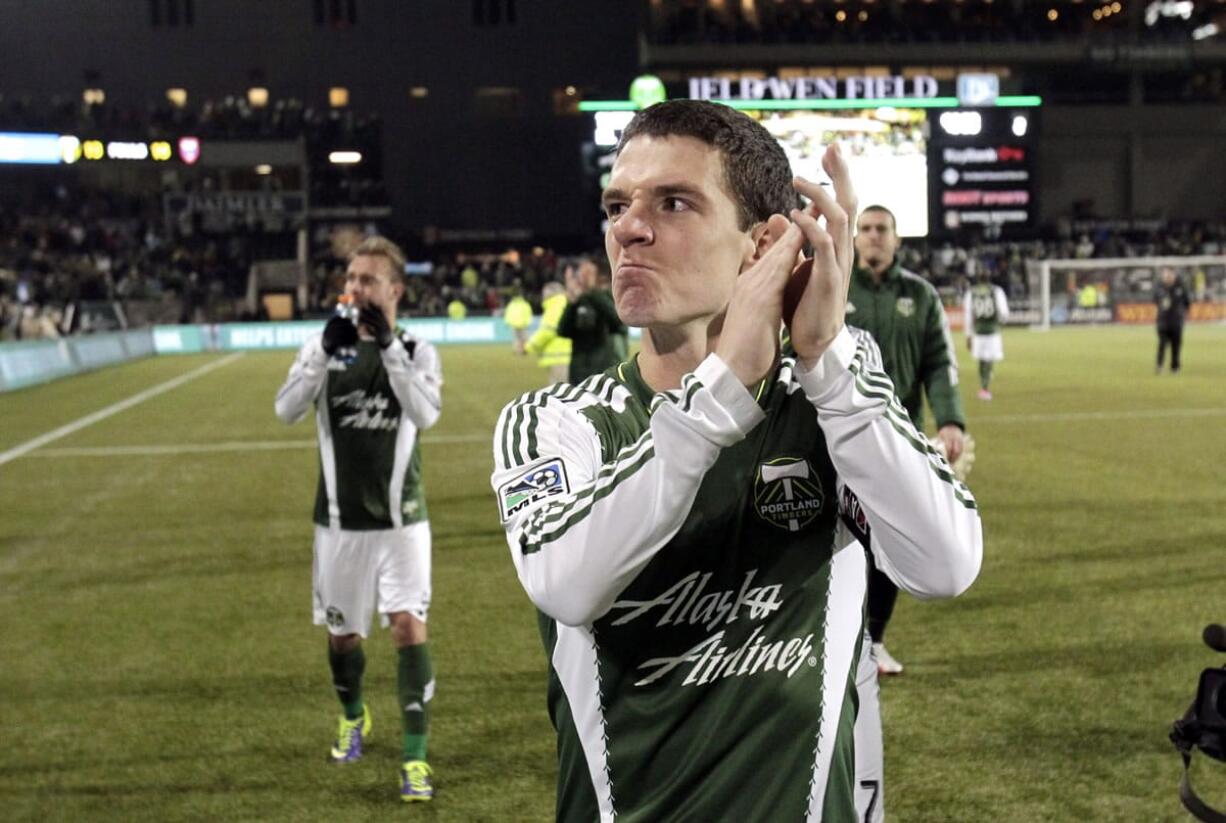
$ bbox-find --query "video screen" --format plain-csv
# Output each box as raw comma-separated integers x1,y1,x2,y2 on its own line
749,109,929,237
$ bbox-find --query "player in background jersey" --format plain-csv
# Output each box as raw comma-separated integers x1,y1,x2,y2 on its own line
848,205,967,678
491,100,981,822
275,236,442,803
964,271,1010,400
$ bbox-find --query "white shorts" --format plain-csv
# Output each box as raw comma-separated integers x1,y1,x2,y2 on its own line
312,521,432,637
970,333,1005,363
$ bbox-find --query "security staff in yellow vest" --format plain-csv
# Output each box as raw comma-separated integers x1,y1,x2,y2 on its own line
504,292,535,354
523,281,572,383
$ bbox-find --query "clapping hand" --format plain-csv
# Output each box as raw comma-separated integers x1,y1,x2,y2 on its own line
714,143,858,386
785,144,858,369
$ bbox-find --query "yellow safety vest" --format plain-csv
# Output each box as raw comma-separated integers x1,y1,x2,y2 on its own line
524,292,571,368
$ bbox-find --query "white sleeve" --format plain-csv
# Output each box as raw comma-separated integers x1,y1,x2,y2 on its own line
274,336,328,424
490,355,765,626
995,286,1010,324
796,328,982,599
382,334,443,431
963,291,973,335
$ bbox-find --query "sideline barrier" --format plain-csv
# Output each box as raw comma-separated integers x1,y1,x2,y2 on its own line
2,317,643,391
150,317,516,353
0,329,155,392
2,318,527,392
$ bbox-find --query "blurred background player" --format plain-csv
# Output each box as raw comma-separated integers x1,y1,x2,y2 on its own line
1155,266,1191,374
557,256,627,382
274,236,442,803
522,280,572,384
964,271,1010,400
848,205,967,675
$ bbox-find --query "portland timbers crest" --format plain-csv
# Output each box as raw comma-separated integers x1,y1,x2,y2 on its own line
753,457,824,533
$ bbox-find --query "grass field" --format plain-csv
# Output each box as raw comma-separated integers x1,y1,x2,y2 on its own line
1,324,1224,822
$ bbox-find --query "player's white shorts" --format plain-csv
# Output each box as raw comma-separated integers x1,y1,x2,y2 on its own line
970,333,1005,362
312,521,432,637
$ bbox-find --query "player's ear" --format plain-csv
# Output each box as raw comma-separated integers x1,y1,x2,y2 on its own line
745,213,792,267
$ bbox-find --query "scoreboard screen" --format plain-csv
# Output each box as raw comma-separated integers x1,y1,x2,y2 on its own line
927,107,1038,237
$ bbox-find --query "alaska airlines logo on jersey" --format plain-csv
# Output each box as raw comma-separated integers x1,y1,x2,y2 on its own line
609,569,783,632
633,625,816,687
609,569,815,687
754,457,823,532
331,390,399,431
498,458,569,521
896,296,916,317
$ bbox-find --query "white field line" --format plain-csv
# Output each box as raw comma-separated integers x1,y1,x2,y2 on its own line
971,407,1226,424
0,353,246,467
18,406,1226,460
21,432,491,459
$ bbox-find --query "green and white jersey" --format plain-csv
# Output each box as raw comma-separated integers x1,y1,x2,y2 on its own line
276,330,442,530
964,283,1010,336
491,328,982,822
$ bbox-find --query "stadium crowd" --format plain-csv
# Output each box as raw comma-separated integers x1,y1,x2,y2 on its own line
0,92,381,145
0,184,291,339
4,210,1223,341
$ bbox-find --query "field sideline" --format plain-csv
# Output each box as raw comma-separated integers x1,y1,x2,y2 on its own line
2,323,1224,822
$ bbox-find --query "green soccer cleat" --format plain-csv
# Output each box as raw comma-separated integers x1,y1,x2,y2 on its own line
329,706,371,763
400,759,434,802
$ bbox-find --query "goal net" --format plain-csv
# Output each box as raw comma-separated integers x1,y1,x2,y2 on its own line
1025,255,1226,330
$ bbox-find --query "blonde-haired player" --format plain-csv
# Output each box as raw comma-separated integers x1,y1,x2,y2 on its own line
276,235,441,802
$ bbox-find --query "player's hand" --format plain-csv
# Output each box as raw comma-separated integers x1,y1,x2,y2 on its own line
321,314,358,355
714,216,805,387
930,430,975,481
359,303,395,349
937,424,964,464
966,336,972,352
787,144,858,368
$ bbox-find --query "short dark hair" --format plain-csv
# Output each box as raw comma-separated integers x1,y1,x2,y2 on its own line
616,100,799,231
858,205,897,232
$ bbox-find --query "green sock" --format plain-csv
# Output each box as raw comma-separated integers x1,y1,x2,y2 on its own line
397,643,434,761
979,361,993,390
328,644,365,720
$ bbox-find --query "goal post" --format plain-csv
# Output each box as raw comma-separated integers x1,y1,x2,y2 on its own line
1025,255,1226,331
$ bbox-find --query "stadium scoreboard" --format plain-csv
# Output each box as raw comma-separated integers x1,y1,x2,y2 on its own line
581,72,1041,241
